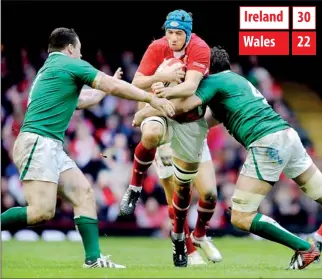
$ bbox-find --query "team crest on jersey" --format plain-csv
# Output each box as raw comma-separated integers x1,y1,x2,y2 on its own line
170,21,179,27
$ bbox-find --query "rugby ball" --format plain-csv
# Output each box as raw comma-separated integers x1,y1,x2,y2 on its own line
156,58,185,87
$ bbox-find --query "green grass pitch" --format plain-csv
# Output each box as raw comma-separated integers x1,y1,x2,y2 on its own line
2,236,321,278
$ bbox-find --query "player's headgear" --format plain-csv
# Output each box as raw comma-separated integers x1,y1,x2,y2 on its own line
164,9,193,45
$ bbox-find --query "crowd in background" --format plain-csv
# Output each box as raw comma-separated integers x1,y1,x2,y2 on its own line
1,46,321,236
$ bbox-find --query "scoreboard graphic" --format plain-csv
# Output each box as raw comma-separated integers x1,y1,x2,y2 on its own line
239,6,316,55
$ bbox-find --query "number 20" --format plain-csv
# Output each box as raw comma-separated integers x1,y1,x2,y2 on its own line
297,36,310,47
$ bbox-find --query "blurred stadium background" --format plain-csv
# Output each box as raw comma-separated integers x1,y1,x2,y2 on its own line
1,1,322,243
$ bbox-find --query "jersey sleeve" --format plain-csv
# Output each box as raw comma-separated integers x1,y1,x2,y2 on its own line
137,43,162,76
68,59,99,86
186,46,210,75
195,78,217,104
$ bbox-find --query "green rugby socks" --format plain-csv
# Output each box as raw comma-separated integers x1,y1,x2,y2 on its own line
74,216,101,262
1,207,27,230
250,213,311,251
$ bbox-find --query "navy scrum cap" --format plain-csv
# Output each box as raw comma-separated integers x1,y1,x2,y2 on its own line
164,9,193,45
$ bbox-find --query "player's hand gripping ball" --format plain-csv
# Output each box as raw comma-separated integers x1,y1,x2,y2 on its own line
156,58,186,85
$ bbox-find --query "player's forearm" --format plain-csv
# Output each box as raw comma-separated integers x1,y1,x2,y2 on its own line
205,107,221,127
77,89,106,109
139,105,165,119
167,81,198,99
99,74,152,103
138,101,147,111
132,74,160,90
174,95,202,114
138,96,200,118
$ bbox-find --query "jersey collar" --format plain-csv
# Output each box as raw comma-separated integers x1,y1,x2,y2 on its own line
49,52,67,57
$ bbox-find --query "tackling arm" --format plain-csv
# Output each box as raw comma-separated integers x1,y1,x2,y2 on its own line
163,70,203,99
132,72,168,91
77,89,106,109
205,107,221,127
132,95,202,127
132,72,158,111
93,72,154,103
91,72,175,117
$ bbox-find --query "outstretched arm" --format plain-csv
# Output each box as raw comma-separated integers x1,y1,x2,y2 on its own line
77,89,106,109
132,95,202,127
77,67,123,110
74,59,175,116
91,72,175,117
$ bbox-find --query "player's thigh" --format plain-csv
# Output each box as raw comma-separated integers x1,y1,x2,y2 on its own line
57,151,94,207
170,118,208,164
283,128,313,181
58,166,97,217
240,130,293,182
140,116,170,146
23,180,58,216
13,132,61,183
58,166,92,204
193,141,217,200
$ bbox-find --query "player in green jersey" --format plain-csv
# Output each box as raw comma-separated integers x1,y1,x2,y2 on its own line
134,46,322,269
1,27,175,269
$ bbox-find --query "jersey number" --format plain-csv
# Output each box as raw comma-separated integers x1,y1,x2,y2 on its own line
247,81,269,105
28,73,42,106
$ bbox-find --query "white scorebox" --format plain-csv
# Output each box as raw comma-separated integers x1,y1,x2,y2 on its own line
240,7,289,30
292,7,316,30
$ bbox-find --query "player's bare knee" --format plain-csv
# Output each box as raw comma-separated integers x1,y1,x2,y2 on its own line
76,183,95,208
41,207,56,221
202,190,218,204
31,204,56,223
175,185,191,199
82,185,95,205
142,123,163,148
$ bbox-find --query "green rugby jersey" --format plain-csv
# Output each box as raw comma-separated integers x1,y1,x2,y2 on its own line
195,70,290,148
21,52,99,142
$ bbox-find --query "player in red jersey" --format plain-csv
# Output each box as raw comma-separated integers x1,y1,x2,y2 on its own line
119,10,222,267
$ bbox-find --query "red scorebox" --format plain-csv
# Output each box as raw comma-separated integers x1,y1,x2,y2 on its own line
239,31,289,55
292,32,316,55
